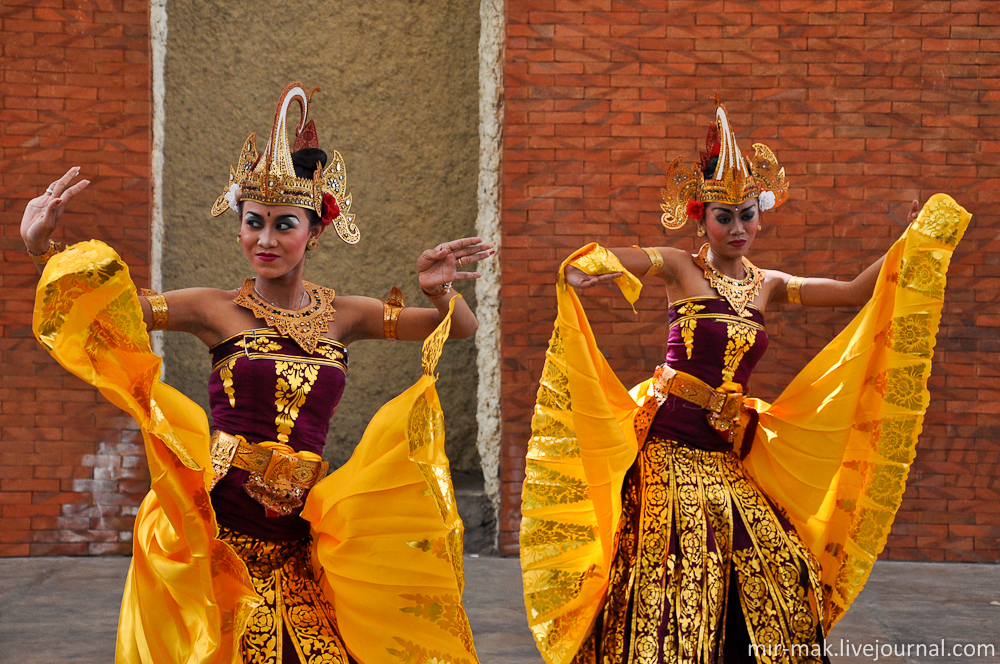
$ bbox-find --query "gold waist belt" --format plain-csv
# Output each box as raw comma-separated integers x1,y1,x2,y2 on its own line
210,430,329,517
644,364,748,445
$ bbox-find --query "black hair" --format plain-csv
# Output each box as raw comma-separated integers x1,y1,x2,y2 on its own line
703,155,719,181
291,148,328,178
291,148,327,227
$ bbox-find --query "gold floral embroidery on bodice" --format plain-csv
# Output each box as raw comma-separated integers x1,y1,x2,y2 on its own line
666,297,767,390
274,361,321,444
675,302,706,360
722,321,758,383
209,328,349,451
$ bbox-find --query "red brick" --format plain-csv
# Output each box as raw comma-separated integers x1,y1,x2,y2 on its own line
0,3,151,557
499,1,1000,561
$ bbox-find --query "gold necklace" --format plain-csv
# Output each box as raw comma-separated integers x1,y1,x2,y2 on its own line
234,278,336,354
693,243,764,318
253,283,307,311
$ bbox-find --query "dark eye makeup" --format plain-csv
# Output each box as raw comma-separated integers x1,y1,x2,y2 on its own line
709,206,757,224
243,212,300,231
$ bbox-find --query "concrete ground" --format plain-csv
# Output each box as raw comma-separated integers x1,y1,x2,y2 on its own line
0,556,997,663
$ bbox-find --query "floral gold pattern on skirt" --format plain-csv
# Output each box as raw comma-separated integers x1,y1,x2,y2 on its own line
219,526,354,664
579,438,825,664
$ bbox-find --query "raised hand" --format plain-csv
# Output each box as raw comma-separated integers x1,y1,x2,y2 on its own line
417,237,495,291
20,167,90,254
564,265,622,289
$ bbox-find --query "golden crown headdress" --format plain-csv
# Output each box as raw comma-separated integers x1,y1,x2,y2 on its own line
211,82,360,244
660,98,788,230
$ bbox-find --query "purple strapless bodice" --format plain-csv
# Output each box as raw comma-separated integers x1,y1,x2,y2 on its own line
647,297,768,451
207,329,348,541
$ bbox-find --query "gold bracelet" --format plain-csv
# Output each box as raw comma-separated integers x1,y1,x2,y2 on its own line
146,293,169,330
633,245,664,276
383,286,405,340
786,276,804,305
27,239,62,268
421,281,453,300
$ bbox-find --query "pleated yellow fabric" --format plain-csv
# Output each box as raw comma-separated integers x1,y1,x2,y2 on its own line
520,243,642,663
33,241,259,664
520,195,970,663
743,194,971,629
302,295,481,664
33,241,478,664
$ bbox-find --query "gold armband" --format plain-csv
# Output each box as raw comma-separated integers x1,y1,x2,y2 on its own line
27,239,62,268
143,292,169,330
383,286,405,340
632,245,664,276
567,244,642,309
786,276,804,305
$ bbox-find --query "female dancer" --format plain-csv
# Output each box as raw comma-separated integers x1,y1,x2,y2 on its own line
520,100,969,663
22,83,489,664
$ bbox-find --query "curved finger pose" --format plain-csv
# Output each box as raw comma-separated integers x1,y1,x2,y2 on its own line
520,99,970,664
24,83,492,664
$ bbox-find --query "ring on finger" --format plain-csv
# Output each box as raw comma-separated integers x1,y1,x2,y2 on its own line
45,185,56,195
457,256,465,268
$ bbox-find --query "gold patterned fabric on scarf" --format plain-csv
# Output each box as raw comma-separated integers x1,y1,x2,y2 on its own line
32,243,479,664
583,438,824,664
521,195,970,664
218,527,353,664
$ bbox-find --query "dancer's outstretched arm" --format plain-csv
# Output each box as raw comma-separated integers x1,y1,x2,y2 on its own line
766,199,919,308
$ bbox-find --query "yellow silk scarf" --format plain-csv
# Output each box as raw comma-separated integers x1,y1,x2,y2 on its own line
33,241,478,664
301,296,479,664
520,194,971,663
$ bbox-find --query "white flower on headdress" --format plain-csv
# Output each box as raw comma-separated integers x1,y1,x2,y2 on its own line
758,190,776,211
224,183,241,213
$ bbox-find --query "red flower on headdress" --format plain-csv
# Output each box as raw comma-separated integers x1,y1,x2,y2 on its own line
686,200,705,220
321,193,340,225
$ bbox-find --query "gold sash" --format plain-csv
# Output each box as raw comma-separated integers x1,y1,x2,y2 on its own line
210,430,329,517
633,364,750,447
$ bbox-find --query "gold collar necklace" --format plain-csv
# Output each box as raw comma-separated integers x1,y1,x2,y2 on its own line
253,282,307,311
233,278,336,354
693,243,764,318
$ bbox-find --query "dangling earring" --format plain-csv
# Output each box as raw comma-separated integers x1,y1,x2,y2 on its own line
306,237,319,252
236,235,242,244
697,226,706,237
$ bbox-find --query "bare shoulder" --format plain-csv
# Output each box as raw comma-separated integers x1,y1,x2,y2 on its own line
657,246,698,277
162,286,245,341
659,246,692,264
758,267,793,306
332,293,383,314
164,286,239,304
163,286,241,318
330,293,384,326
761,267,794,292
330,294,386,345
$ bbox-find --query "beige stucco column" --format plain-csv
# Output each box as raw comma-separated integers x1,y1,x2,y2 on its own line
476,0,505,537
155,1,486,477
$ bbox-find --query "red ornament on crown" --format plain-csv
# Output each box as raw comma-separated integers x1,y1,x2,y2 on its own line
321,193,340,225
686,200,706,220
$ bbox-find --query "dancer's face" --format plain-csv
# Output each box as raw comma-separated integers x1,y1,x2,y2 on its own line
239,201,321,279
700,199,760,261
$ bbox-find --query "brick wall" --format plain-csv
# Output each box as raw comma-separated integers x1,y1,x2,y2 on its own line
500,0,1000,560
0,0,152,556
